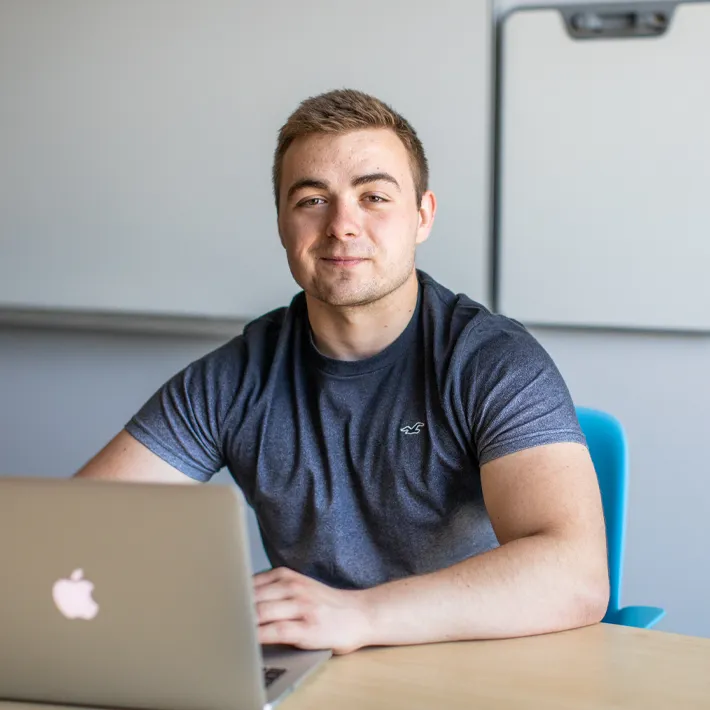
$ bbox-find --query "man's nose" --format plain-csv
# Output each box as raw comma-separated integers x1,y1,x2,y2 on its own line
326,199,361,240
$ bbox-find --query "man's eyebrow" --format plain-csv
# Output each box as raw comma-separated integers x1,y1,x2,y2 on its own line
286,172,401,201
286,178,330,201
351,172,401,191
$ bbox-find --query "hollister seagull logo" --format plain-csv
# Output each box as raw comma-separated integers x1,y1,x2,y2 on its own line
400,422,425,435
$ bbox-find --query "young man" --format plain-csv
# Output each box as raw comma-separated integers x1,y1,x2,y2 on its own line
76,89,609,654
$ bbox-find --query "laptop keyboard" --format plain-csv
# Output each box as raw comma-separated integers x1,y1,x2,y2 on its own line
263,666,287,688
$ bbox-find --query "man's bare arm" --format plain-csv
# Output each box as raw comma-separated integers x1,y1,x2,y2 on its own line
358,442,609,644
255,442,609,653
74,430,198,484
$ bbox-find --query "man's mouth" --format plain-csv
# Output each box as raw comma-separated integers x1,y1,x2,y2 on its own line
321,257,367,267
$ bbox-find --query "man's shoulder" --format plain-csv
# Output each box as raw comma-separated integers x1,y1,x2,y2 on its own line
418,270,528,347
181,292,304,382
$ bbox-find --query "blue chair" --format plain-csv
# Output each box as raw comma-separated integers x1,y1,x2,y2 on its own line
575,407,665,629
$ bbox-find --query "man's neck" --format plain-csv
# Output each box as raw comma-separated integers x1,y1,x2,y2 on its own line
306,271,419,361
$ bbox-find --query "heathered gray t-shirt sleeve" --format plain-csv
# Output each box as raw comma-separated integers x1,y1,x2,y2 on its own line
124,336,246,482
465,315,586,466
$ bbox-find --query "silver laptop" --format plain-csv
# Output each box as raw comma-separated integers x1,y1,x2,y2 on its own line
0,478,331,710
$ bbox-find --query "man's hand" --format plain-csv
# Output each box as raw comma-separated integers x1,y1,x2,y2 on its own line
253,567,372,655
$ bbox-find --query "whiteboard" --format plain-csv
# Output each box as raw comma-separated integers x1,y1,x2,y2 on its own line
496,1,710,331
0,0,491,323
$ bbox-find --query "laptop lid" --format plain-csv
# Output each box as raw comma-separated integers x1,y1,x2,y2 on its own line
0,478,267,710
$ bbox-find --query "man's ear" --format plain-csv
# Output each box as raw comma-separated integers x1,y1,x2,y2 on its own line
415,190,437,245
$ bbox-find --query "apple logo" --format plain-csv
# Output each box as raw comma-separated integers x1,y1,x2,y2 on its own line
52,569,99,620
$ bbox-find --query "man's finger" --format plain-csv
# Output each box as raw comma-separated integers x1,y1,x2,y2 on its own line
253,579,302,603
253,567,295,588
256,599,303,625
258,620,308,648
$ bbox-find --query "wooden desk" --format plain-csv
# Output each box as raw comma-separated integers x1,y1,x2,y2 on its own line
282,623,710,710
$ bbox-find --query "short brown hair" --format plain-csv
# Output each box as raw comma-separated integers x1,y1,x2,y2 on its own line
272,88,429,211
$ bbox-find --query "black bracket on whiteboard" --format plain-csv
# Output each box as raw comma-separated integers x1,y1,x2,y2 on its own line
561,3,677,39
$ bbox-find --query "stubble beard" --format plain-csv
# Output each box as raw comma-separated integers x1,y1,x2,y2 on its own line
309,252,416,309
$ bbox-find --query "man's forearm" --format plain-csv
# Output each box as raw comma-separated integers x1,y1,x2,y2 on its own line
358,532,610,647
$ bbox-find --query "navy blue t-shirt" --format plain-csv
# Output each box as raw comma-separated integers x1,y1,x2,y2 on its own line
126,271,585,589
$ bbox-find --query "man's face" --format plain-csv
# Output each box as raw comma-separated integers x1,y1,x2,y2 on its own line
277,128,434,308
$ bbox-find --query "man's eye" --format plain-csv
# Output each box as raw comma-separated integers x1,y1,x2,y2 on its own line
298,197,325,207
365,195,386,203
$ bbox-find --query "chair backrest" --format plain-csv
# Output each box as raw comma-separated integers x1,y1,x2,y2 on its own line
575,407,627,615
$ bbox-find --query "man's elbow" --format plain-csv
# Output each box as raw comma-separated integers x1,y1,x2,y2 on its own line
571,568,610,627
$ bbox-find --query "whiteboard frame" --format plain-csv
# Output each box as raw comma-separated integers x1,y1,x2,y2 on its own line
491,0,710,334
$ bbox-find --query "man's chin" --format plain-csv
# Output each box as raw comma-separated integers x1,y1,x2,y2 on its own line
315,292,374,308
305,270,416,309
309,283,379,308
